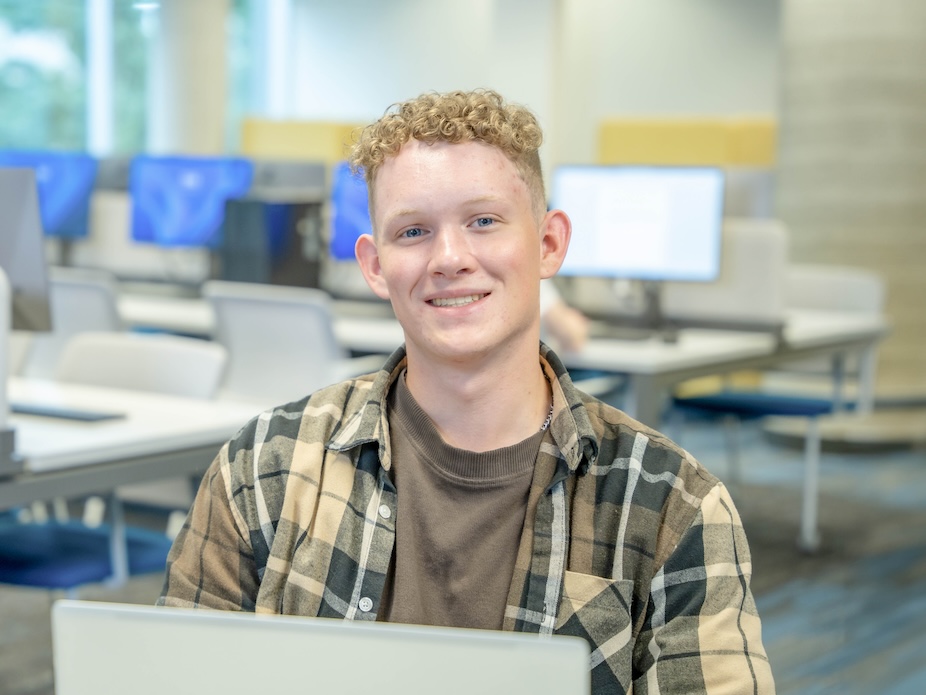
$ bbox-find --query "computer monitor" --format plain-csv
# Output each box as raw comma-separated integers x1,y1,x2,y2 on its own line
129,155,254,248
217,160,327,287
328,160,372,261
0,168,52,331
0,150,98,239
551,165,725,282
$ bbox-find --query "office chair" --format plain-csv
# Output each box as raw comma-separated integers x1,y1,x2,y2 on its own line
0,512,177,595
19,266,124,380
203,279,384,407
762,263,886,396
671,391,833,553
55,331,227,399
8,331,31,376
0,332,228,595
670,226,886,553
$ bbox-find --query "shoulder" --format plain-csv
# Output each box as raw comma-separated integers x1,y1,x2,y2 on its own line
575,394,723,568
581,392,717,488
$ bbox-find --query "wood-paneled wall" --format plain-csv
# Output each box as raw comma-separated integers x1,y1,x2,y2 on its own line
776,0,926,395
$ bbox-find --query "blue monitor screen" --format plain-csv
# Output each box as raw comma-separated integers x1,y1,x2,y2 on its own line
130,155,254,248
551,165,725,282
0,150,97,239
329,160,371,261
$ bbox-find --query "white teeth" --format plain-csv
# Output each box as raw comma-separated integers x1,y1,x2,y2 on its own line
430,294,486,307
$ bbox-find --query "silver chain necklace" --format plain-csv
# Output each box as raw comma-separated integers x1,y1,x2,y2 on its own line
540,371,553,432
540,402,554,432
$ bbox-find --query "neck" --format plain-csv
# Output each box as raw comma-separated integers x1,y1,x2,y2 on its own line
403,344,551,452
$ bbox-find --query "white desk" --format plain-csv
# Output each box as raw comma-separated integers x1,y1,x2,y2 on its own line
335,310,888,426
1,378,260,510
117,294,888,428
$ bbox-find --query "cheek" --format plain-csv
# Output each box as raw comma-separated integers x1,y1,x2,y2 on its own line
378,255,417,290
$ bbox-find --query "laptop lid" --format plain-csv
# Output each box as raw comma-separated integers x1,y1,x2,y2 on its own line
52,600,591,695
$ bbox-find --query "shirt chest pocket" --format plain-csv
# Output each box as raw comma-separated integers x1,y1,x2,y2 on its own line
555,571,635,690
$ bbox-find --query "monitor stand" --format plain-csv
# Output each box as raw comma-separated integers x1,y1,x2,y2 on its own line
590,281,678,343
0,269,21,476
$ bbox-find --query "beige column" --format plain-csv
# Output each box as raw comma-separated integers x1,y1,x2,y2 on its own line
776,0,926,395
147,0,230,154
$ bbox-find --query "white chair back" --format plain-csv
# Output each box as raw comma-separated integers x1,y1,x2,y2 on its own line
662,218,789,326
9,331,32,376
773,263,887,378
203,280,347,405
55,331,227,399
785,264,885,314
20,267,123,379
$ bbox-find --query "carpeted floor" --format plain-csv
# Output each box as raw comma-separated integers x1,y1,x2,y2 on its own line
1,415,925,695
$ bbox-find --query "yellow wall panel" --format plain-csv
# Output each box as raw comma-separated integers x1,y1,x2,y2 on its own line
240,119,362,164
727,118,777,166
598,119,729,165
598,117,777,166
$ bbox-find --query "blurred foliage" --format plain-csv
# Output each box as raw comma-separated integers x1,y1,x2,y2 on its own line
0,0,253,154
0,0,86,149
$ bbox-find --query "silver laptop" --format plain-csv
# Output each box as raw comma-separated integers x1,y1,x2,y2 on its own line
52,600,590,695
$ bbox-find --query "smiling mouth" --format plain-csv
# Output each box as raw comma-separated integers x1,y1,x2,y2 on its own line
429,293,487,307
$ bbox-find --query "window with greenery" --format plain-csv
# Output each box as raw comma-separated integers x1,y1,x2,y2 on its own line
111,0,150,153
1,0,262,155
0,0,87,150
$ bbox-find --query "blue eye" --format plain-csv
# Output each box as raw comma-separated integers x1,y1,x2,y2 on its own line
474,217,494,227
403,227,424,238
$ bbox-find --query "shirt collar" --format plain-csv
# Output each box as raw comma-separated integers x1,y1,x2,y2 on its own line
327,343,598,475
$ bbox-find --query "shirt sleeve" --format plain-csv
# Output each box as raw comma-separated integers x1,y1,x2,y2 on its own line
633,483,776,694
157,449,261,611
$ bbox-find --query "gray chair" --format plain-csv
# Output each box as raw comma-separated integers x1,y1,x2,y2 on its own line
203,280,384,407
55,331,227,399
20,267,123,380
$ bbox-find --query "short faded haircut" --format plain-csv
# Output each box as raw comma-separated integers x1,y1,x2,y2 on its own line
349,89,546,223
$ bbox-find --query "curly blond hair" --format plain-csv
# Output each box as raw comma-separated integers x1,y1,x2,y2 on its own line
349,89,546,222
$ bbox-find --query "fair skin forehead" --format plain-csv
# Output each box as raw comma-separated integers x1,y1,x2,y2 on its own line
371,139,539,238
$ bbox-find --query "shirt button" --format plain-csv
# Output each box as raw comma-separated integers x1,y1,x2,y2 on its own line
358,597,373,612
378,504,392,520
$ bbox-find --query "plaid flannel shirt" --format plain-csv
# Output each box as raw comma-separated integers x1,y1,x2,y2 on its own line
159,345,774,694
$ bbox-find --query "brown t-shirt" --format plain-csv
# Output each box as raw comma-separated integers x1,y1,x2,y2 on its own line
381,372,545,629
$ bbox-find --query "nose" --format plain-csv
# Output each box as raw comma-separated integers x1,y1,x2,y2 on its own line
428,227,474,277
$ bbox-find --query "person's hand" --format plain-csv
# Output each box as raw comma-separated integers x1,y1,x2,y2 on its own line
543,301,589,353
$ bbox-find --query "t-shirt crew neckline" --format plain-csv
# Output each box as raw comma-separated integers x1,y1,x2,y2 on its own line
393,369,546,485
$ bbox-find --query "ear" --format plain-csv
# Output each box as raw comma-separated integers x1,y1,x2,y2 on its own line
354,233,391,300
538,209,571,279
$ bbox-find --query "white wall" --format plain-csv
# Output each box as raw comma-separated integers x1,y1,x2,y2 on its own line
285,0,780,166
288,0,554,116
553,0,781,162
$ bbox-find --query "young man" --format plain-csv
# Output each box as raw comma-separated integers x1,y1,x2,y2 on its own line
160,89,774,693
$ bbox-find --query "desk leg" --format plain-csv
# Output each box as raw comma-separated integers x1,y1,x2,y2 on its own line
798,417,822,553
105,493,129,588
856,344,879,415
830,352,846,413
625,375,664,428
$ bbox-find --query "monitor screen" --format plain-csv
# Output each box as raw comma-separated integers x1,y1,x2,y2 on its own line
0,150,98,239
130,155,254,248
0,168,52,330
551,165,725,282
328,161,372,261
